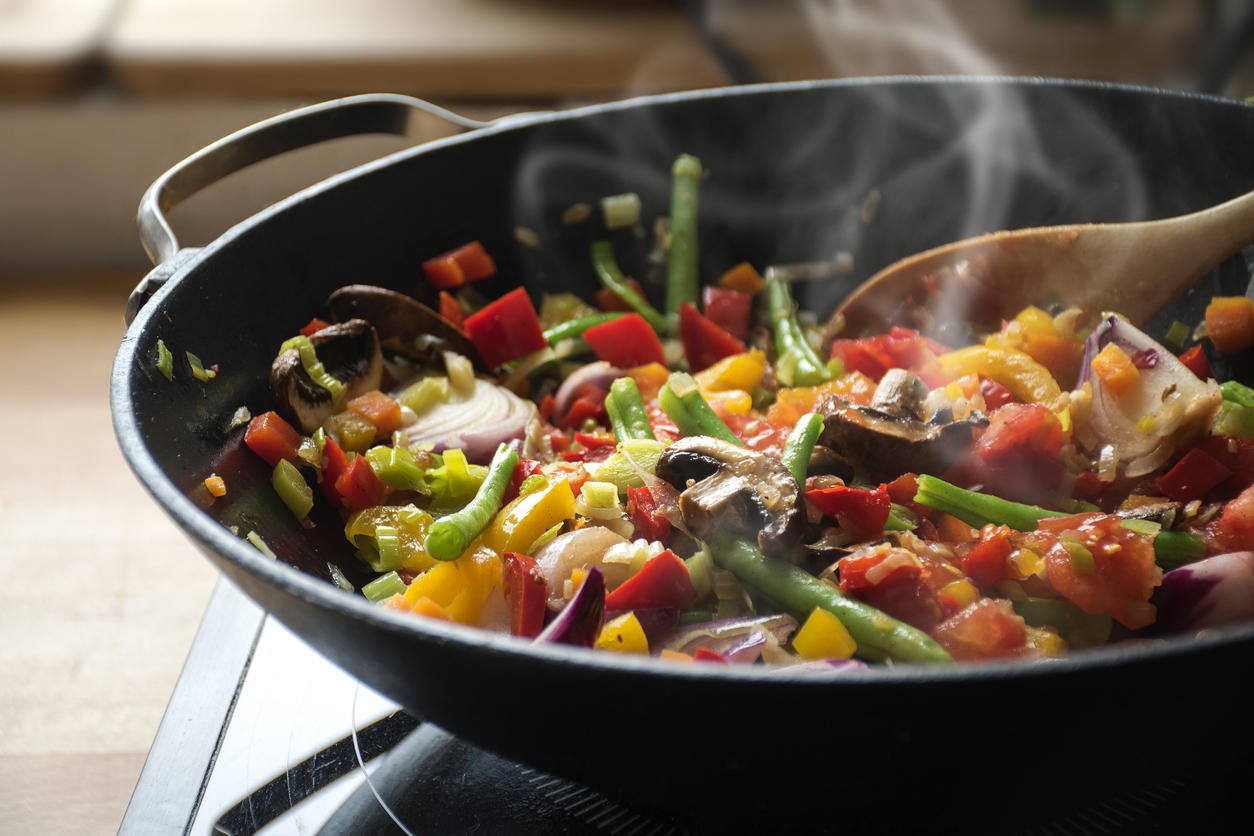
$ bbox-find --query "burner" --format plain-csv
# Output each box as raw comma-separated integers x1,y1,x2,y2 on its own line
120,580,1249,836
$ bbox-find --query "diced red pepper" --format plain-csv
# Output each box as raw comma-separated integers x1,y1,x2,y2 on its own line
422,240,496,290
462,287,548,368
604,550,697,612
320,437,349,506
503,458,544,504
438,291,467,331
299,317,331,337
692,646,729,663
244,411,302,467
1178,345,1213,381
932,599,1028,661
678,301,746,372
538,394,557,423
573,431,616,450
962,525,1014,588
503,552,548,638
594,279,646,313
626,485,672,543
581,313,666,368
560,384,609,429
837,549,921,592
806,484,891,540
829,327,946,383
702,286,752,340
334,454,388,511
979,376,1017,409
1157,447,1234,503
1196,435,1254,496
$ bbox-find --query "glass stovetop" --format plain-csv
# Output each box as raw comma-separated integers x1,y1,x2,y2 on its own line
119,578,1250,836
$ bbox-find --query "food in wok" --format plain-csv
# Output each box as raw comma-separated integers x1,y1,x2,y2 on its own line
178,153,1254,668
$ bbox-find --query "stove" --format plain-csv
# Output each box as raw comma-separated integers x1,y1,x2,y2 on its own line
119,579,1249,835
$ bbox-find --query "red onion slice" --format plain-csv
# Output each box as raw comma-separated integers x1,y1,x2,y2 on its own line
536,567,606,647
397,377,536,464
553,361,623,417
1154,551,1254,634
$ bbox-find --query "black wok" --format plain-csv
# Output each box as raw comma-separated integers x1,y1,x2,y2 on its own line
112,79,1254,833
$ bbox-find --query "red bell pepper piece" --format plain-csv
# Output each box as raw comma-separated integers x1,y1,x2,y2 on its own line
595,278,646,313
692,646,729,663
462,287,548,368
1178,345,1213,381
837,549,920,592
678,301,746,372
244,411,302,467
502,458,544,504
1195,435,1254,496
979,376,1016,409
1158,447,1233,502
962,525,1014,588
299,317,331,337
560,384,608,429
438,291,467,331
702,286,752,340
829,327,945,382
603,550,697,612
503,552,548,638
626,485,672,543
320,437,349,506
581,313,665,368
806,484,891,540
334,454,388,510
422,240,496,290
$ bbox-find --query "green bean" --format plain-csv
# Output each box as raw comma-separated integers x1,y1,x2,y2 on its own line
913,473,1066,531
542,312,626,345
1151,529,1207,570
424,443,518,561
659,372,743,446
765,274,831,387
607,377,655,441
666,153,703,319
590,241,667,332
780,412,823,484
711,538,953,664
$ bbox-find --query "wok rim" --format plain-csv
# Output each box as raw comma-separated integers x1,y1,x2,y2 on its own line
111,74,1254,694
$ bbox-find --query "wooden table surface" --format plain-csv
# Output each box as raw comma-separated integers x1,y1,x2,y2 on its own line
0,274,220,835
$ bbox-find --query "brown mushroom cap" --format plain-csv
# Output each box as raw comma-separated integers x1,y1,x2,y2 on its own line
654,436,804,557
270,318,382,433
325,284,480,367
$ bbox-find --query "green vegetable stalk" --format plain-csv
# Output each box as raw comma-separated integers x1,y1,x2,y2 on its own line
780,412,823,483
765,274,831,387
424,443,518,561
659,372,743,446
711,539,953,664
542,312,626,345
666,153,703,319
606,377,655,442
913,474,1066,531
590,241,667,332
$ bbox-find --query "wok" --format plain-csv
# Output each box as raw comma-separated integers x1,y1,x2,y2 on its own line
113,79,1254,832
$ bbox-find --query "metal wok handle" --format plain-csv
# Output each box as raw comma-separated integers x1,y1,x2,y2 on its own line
126,94,492,325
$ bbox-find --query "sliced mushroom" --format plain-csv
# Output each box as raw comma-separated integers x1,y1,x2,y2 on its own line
817,393,986,483
870,368,930,419
270,318,382,433
654,437,803,557
325,284,481,367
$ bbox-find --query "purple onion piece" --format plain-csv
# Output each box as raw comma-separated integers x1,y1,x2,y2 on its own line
553,361,622,417
536,566,605,647
660,614,798,663
1153,551,1254,634
772,658,870,674
606,606,680,643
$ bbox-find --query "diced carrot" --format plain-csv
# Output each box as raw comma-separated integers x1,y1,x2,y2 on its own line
1090,342,1140,397
346,390,403,436
717,261,766,295
1205,296,1254,354
411,596,455,621
438,291,467,331
383,593,414,612
627,362,670,403
204,474,227,497
244,411,303,466
422,241,496,290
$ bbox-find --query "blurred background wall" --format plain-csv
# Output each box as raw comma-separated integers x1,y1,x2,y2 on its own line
1,0,1252,280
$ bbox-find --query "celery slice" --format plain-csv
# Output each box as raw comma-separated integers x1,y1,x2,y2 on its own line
363,571,406,602
272,459,313,519
155,339,174,380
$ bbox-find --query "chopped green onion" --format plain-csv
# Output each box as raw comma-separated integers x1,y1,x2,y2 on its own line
1119,518,1161,537
272,459,314,519
155,339,174,380
526,522,564,555
1220,380,1254,407
518,474,548,497
245,530,278,559
186,351,216,381
365,445,430,493
1212,400,1254,437
373,526,402,572
601,192,642,230
362,571,406,602
279,335,344,402
397,376,449,414
580,481,621,509
1164,320,1191,351
1060,537,1095,574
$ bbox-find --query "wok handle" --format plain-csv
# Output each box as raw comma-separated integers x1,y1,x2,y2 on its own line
126,94,492,325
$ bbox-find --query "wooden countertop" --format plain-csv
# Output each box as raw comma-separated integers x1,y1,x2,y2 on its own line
0,274,220,835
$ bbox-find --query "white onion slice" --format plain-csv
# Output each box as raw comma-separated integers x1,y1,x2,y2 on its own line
395,377,536,465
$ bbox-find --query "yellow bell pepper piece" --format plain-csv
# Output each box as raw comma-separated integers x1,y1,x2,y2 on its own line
626,362,671,403
403,546,501,626
937,345,1063,408
792,607,857,660
595,612,650,654
693,349,767,393
345,504,437,573
481,477,576,554
703,388,753,416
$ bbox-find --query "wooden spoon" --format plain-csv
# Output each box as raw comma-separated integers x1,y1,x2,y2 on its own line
833,187,1254,338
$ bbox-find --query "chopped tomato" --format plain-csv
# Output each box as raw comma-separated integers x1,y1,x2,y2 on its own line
837,548,956,632
581,313,666,368
463,287,548,368
702,286,752,339
972,403,1064,504
978,376,1016,409
1194,435,1254,496
422,240,496,290
961,525,1015,588
828,327,946,383
1214,484,1254,552
678,302,746,372
931,599,1028,661
626,485,672,543
244,411,302,467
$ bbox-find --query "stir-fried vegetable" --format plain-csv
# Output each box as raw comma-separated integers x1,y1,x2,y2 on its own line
230,157,1254,670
